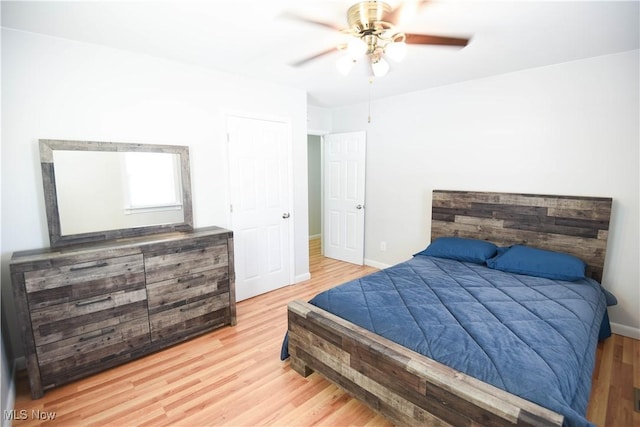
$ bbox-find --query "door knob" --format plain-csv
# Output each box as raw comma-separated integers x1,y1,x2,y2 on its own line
356,204,364,210
282,212,290,219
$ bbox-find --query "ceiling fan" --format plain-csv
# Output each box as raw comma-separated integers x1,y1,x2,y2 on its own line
286,0,470,78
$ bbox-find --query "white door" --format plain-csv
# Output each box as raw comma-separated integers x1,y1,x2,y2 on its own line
323,131,366,265
228,115,292,301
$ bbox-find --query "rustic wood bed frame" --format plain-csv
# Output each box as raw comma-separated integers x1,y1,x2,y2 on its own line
287,190,612,426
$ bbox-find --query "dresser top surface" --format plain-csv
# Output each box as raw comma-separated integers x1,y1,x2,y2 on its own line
11,226,232,265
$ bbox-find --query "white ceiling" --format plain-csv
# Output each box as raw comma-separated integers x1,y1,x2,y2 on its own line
2,1,639,107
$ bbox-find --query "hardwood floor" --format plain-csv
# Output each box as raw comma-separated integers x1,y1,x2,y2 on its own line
589,334,640,427
11,239,640,426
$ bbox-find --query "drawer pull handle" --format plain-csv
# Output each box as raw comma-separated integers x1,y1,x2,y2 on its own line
180,300,208,312
177,274,205,283
79,328,116,342
70,262,109,271
76,296,112,307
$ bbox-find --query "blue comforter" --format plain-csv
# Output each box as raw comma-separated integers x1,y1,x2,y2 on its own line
306,255,607,427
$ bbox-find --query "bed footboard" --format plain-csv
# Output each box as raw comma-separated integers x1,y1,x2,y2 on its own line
287,300,564,427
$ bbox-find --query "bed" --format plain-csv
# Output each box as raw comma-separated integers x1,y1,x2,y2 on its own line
285,190,613,427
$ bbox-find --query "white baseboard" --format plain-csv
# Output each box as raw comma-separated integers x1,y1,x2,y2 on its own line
364,258,392,270
610,322,640,340
294,272,311,283
308,234,321,241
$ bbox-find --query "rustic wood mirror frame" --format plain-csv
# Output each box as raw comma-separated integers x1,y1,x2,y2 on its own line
40,139,194,248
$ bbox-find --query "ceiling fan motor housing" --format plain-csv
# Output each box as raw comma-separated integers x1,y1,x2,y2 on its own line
347,1,392,34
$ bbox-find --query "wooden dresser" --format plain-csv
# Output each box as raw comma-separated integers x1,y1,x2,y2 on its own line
10,226,235,399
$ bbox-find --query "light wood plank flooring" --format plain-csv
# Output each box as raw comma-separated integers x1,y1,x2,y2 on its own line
12,239,640,426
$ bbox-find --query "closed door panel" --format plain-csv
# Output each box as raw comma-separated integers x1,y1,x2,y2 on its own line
228,115,291,300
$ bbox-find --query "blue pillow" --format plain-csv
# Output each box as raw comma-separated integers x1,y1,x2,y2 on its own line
487,245,586,281
416,237,497,264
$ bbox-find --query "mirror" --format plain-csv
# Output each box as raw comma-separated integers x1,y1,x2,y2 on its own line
40,139,193,247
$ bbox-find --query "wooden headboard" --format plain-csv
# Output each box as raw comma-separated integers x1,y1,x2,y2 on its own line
431,190,612,282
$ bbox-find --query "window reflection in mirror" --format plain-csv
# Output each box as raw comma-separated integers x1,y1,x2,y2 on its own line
123,152,183,212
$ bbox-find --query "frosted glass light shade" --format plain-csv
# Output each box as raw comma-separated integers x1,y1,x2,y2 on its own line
385,41,407,62
371,57,390,77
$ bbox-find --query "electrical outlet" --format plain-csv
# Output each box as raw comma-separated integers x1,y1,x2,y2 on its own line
380,241,387,252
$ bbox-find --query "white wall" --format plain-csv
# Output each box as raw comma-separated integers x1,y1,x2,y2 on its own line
307,105,332,135
332,50,640,338
1,29,310,356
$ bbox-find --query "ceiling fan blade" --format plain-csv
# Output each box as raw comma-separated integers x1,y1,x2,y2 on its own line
405,33,469,47
280,12,344,31
382,0,429,26
289,47,339,67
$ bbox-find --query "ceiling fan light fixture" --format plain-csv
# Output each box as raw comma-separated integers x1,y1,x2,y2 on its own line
336,55,356,76
371,57,390,77
385,40,407,62
287,0,470,83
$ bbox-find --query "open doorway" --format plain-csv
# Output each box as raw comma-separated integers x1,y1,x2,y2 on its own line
307,135,322,257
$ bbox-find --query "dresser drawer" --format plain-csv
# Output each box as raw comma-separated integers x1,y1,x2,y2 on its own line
30,287,149,347
144,241,228,284
147,267,229,313
149,292,230,342
37,316,151,386
24,254,145,310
